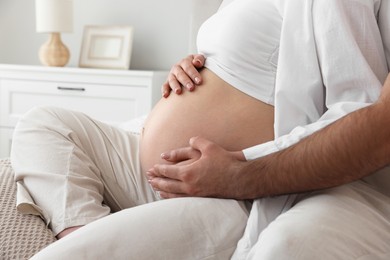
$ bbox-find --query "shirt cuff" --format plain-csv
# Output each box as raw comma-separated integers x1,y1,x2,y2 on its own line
242,140,280,160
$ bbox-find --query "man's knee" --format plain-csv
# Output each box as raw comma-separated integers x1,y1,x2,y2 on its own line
250,211,323,259
248,185,389,260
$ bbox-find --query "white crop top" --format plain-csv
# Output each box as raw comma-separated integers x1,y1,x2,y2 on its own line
197,0,282,105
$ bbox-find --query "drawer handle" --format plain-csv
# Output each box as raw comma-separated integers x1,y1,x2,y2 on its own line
57,86,86,92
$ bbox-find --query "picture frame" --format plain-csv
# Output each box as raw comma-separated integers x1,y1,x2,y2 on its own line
79,26,134,70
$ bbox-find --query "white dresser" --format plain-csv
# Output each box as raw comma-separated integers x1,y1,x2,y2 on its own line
0,64,168,157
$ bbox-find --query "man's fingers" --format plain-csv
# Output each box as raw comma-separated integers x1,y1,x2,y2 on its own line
161,147,200,162
147,164,179,179
148,174,185,195
151,176,197,198
158,191,189,199
189,136,217,153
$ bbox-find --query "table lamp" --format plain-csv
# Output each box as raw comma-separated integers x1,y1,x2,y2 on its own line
35,0,73,67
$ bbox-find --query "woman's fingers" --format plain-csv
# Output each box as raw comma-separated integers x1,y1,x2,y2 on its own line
161,54,205,97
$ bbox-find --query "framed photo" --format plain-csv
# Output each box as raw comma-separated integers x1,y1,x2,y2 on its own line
79,26,134,70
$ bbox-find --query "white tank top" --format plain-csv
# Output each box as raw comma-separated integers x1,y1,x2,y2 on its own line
197,0,282,105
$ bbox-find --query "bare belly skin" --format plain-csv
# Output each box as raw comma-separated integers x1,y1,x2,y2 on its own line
139,68,274,174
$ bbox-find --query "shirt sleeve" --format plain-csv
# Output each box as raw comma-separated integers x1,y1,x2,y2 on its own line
243,0,388,160
378,0,390,68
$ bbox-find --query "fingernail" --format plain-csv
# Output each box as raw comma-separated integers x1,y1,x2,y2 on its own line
161,153,169,159
162,91,168,98
175,88,180,94
194,77,201,84
186,83,194,91
195,59,202,65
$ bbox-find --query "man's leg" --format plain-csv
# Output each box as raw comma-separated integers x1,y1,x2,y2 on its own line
30,197,249,260
247,181,390,260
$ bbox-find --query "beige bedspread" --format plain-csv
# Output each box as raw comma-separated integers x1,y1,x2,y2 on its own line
0,158,56,260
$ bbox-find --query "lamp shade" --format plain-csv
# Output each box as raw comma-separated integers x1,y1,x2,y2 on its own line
35,0,73,33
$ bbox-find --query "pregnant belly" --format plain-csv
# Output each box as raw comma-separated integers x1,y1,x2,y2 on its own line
139,68,274,174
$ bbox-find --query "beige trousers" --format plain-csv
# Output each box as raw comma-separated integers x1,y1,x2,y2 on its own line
11,106,249,259
232,181,390,260
11,106,390,260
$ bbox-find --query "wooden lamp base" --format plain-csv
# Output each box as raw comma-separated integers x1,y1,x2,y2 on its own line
39,33,70,67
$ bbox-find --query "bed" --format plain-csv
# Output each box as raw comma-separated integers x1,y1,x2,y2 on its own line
0,158,56,259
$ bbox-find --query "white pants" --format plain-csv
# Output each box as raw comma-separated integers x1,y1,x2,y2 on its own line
11,106,390,259
11,106,249,259
232,182,390,260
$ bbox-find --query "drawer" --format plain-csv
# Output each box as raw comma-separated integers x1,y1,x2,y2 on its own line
0,79,153,126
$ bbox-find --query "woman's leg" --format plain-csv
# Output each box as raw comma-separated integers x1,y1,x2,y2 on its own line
30,198,249,260
11,106,158,236
247,181,390,259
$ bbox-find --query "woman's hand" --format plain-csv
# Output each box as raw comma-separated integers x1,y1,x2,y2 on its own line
162,54,206,98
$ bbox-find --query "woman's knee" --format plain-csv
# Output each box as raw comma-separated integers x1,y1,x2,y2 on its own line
14,106,66,135
20,106,68,123
11,106,76,162
32,198,249,260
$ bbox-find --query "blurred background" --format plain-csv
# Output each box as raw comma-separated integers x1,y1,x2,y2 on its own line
0,0,222,70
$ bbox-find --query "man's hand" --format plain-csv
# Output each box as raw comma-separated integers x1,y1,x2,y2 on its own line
146,136,247,199
162,54,206,98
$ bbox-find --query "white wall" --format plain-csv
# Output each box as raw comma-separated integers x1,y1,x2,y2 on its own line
0,0,221,70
